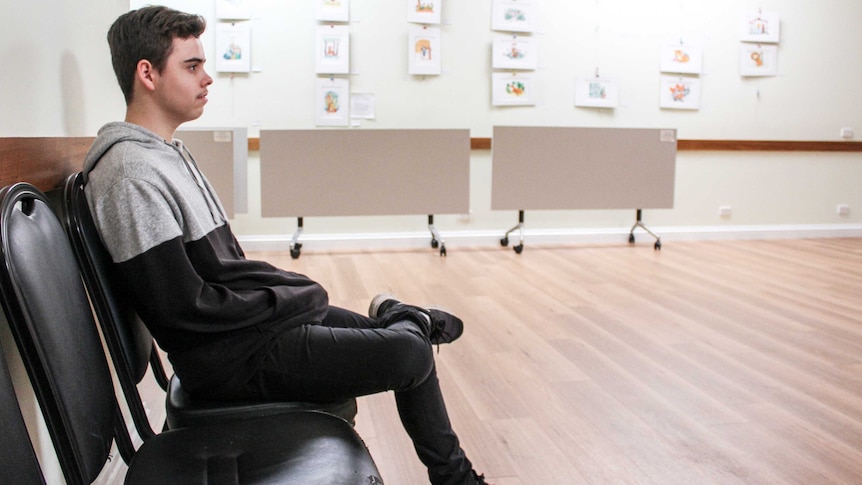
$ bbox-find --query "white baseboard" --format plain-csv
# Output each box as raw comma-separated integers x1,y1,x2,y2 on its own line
237,224,862,253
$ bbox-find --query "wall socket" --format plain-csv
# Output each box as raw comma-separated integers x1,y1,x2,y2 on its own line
719,205,732,217
840,127,854,139
837,204,850,216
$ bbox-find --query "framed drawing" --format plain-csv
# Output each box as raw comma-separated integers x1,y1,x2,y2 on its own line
492,35,538,70
491,0,537,33
659,40,703,74
659,75,701,110
315,24,350,74
575,77,619,108
407,0,441,24
740,12,780,43
739,43,778,76
215,22,252,73
315,77,350,126
408,25,442,75
216,0,252,20
492,72,536,106
316,0,350,22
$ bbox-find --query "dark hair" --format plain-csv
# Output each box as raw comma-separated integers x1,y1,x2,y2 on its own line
107,6,206,103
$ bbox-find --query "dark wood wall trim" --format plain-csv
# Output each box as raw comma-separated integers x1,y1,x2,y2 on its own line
0,137,93,192
249,137,862,152
3,135,860,193
471,137,492,150
677,139,862,152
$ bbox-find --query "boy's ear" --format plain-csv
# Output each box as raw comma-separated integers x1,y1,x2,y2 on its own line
135,59,157,93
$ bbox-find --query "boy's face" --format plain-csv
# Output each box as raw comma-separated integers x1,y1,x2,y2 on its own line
152,36,213,125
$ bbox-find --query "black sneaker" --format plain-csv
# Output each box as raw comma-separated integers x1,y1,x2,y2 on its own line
368,293,400,320
368,293,464,345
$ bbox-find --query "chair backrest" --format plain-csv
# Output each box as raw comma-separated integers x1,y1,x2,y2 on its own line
0,182,131,484
61,172,360,432
60,172,166,440
0,340,46,485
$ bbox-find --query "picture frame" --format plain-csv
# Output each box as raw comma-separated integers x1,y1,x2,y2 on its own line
315,24,350,74
315,77,350,126
491,0,537,33
659,40,703,74
407,0,441,25
316,0,350,22
216,0,252,20
739,43,779,77
740,12,780,43
408,25,442,75
492,35,538,70
659,75,701,110
215,22,252,73
575,77,619,108
492,72,536,106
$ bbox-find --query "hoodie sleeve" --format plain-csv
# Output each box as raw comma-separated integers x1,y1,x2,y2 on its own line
116,231,329,342
91,172,328,351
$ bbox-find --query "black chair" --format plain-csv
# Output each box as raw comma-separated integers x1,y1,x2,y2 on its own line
0,182,382,485
0,340,46,484
60,172,356,438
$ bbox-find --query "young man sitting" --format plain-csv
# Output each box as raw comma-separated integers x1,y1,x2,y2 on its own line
83,5,491,485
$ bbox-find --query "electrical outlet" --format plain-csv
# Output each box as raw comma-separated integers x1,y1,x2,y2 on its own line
840,127,854,139
719,205,732,217
837,204,850,216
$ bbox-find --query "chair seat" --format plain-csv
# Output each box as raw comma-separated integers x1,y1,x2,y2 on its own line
166,374,358,428
127,410,381,484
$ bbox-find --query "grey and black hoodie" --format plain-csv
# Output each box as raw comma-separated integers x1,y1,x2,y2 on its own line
84,122,328,397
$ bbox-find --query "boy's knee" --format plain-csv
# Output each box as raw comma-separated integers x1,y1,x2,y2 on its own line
388,323,434,389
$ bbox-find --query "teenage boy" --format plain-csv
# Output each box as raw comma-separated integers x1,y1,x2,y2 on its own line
83,6,491,485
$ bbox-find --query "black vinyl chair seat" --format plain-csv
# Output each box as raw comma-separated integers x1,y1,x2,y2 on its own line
0,182,381,484
126,411,379,484
59,172,357,436
165,374,358,429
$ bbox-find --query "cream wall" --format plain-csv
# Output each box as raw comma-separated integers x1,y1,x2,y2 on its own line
201,0,862,246
2,1,861,249
0,1,860,481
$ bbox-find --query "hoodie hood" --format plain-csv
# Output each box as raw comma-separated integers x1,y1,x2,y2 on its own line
83,122,173,183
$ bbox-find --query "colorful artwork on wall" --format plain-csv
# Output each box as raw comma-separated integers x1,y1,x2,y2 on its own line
316,24,350,74
215,22,252,73
408,0,441,24
492,72,536,106
316,0,349,22
315,77,350,126
408,26,442,75
659,75,701,110
491,0,536,33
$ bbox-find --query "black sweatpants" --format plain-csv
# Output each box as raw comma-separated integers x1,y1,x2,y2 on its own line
241,305,475,485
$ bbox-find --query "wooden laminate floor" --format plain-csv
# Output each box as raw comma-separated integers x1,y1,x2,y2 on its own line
127,238,862,484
